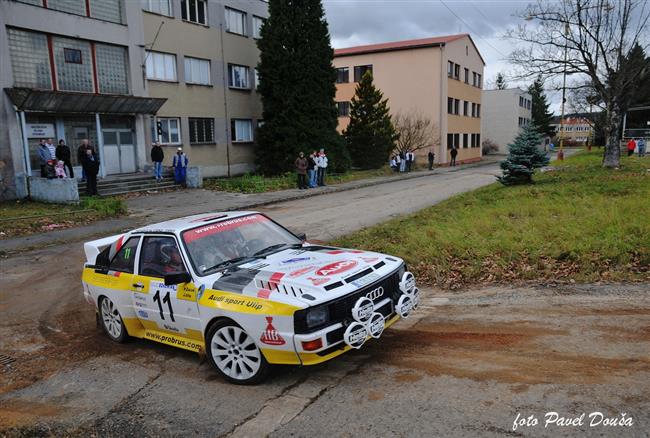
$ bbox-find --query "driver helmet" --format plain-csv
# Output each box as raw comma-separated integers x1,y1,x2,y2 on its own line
160,243,180,264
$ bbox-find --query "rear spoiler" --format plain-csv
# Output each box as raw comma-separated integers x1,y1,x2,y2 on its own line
83,234,123,265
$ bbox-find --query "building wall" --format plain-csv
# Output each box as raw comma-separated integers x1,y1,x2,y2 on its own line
481,88,532,154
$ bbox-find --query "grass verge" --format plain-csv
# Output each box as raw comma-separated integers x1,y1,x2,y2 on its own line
0,197,126,239
333,151,649,288
204,167,396,193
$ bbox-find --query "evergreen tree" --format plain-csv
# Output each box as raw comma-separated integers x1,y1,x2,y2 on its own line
497,123,549,185
255,0,350,175
495,72,507,89
528,76,555,137
344,71,397,169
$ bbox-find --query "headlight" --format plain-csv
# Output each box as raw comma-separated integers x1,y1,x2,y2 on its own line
305,306,329,328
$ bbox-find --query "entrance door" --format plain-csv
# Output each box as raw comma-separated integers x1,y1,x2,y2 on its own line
103,129,136,175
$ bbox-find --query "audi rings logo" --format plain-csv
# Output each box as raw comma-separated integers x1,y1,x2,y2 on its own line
365,286,384,301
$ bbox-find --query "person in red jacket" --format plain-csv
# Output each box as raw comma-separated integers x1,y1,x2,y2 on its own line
627,138,637,156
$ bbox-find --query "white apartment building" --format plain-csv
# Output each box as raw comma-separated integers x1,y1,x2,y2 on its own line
481,88,532,154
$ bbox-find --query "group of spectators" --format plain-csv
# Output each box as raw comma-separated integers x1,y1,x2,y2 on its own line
626,138,647,157
390,150,417,173
37,138,100,195
294,149,328,189
150,143,189,185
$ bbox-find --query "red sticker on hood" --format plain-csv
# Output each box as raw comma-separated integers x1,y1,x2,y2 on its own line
260,317,285,346
315,260,358,276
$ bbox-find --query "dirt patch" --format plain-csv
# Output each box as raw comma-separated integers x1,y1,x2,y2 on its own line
0,400,67,429
392,371,423,383
367,390,384,401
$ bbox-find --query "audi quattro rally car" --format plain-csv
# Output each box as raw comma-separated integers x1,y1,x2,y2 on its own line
82,212,419,384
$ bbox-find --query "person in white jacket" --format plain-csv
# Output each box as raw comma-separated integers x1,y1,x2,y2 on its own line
317,148,328,186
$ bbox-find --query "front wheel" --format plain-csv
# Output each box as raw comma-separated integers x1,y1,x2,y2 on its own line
206,320,270,384
99,296,128,343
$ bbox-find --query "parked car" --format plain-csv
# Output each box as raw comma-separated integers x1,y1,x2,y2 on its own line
82,212,419,384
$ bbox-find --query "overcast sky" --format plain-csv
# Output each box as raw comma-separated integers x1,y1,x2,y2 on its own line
323,0,565,109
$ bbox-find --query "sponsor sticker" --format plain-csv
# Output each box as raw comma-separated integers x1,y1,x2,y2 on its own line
150,281,177,292
315,260,358,276
137,310,148,318
307,276,330,286
351,272,380,288
289,266,315,278
260,317,285,345
351,297,374,322
367,312,385,338
281,257,312,264
343,322,368,349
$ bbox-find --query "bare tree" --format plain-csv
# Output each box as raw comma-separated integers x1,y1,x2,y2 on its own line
392,111,440,156
508,0,650,168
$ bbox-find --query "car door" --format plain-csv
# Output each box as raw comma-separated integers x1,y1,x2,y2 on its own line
131,235,202,338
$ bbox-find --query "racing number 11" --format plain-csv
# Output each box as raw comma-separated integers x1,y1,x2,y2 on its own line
153,290,175,322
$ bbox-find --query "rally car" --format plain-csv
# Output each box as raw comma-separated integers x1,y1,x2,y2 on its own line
82,212,419,384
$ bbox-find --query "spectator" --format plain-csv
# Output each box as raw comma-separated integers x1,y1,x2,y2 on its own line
55,160,66,178
450,147,458,166
399,151,406,172
45,138,56,162
151,142,164,182
307,151,317,188
390,156,398,172
395,153,402,172
81,146,100,196
317,148,328,186
627,138,636,157
428,150,435,170
77,139,90,181
637,138,646,157
55,139,73,178
172,147,188,186
37,139,51,177
406,150,414,172
295,152,308,189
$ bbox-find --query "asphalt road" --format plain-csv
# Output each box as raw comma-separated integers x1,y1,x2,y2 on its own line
1,161,649,437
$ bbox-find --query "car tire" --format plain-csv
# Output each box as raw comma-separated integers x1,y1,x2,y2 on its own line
99,296,128,343
206,319,270,385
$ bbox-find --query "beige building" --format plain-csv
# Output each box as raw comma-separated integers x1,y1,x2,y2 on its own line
551,116,594,146
143,0,268,177
481,88,532,154
333,34,485,164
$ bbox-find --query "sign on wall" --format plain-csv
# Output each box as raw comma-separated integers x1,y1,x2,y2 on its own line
26,124,55,139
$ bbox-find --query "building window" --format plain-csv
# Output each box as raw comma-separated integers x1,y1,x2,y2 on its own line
254,68,260,88
7,28,52,90
463,133,468,148
447,61,453,78
476,73,482,88
53,36,94,92
181,0,207,25
89,0,123,24
63,48,82,64
47,0,86,15
464,68,469,83
476,133,480,147
225,7,246,35
143,0,172,16
463,100,468,116
231,119,253,142
189,118,214,144
447,133,460,149
353,65,372,82
336,102,350,117
96,43,129,94
184,56,210,85
471,103,476,117
472,72,478,87
471,133,476,148
154,117,181,144
454,63,460,80
253,15,264,39
454,99,460,115
228,64,250,89
336,67,349,84
146,51,177,81
447,97,454,114
476,104,481,118
519,96,524,107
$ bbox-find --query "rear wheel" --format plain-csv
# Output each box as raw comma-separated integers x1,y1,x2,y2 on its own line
99,296,127,343
206,320,270,384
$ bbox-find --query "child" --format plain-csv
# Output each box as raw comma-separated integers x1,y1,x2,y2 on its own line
55,160,66,178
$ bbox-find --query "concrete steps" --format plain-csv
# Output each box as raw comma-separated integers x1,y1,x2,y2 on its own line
78,174,179,196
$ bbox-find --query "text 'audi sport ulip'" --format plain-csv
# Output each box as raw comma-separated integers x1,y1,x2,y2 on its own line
81,212,419,384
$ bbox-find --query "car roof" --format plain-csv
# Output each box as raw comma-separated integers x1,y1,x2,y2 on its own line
131,211,259,235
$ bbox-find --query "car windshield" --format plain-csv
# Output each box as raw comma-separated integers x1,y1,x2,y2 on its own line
181,214,302,276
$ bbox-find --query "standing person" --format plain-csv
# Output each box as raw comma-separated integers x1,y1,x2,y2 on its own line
37,139,52,177
172,147,188,186
626,138,636,157
78,139,90,181
637,138,646,157
395,153,402,172
151,142,164,181
406,150,414,172
317,148,328,186
55,139,73,178
399,151,406,172
428,150,435,170
295,152,308,189
45,138,56,163
307,151,317,188
450,147,458,166
81,146,100,196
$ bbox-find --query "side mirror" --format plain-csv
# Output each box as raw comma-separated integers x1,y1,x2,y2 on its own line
164,271,192,286
296,232,307,242
93,266,109,275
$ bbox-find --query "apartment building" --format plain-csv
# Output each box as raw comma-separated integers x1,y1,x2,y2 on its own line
0,0,267,201
481,88,533,154
334,34,485,165
551,116,594,146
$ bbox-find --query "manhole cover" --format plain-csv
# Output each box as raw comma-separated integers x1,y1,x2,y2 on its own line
0,354,16,366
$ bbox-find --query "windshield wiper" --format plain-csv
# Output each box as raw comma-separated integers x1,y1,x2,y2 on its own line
253,243,303,257
202,256,256,274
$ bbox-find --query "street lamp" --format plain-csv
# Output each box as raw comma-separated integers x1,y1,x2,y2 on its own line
558,21,570,161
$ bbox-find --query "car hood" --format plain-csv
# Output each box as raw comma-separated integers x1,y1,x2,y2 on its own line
207,245,404,306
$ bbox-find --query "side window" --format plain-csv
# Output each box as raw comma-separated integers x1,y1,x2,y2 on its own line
139,236,186,278
108,237,140,273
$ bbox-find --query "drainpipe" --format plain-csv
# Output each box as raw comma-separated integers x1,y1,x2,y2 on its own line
219,20,231,177
18,111,32,197
95,113,106,178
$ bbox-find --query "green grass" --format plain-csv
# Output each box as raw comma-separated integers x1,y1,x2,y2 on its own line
0,196,126,239
333,151,650,288
204,167,396,193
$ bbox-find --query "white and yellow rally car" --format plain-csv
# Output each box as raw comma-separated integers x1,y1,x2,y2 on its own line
82,212,419,384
